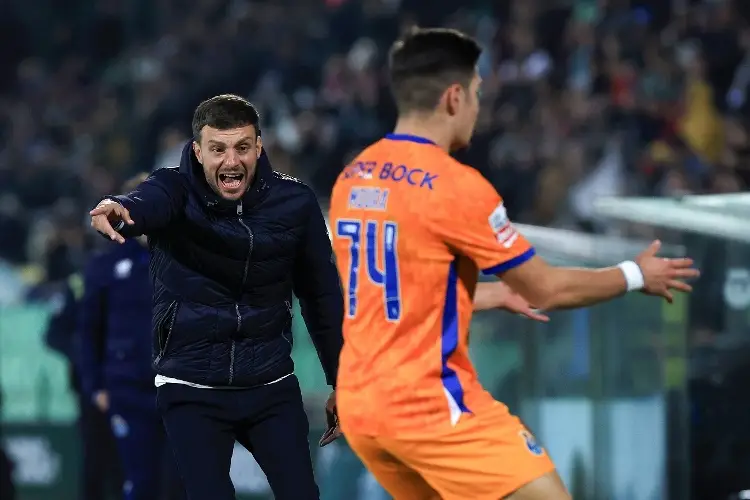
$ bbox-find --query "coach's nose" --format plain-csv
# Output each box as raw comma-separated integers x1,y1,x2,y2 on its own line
224,147,240,167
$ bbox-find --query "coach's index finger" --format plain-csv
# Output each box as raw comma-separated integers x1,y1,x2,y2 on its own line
91,201,135,223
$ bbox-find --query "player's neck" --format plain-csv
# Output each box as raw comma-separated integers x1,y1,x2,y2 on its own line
392,116,453,152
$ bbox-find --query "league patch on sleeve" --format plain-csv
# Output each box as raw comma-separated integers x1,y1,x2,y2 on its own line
488,202,518,248
488,202,508,231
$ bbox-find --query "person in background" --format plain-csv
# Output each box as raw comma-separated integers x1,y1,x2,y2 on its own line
34,238,122,500
78,173,184,500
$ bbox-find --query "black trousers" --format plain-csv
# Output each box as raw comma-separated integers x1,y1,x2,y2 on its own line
157,375,319,500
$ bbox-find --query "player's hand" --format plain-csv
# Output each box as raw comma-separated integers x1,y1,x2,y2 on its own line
93,391,109,413
503,288,550,323
319,390,342,447
474,282,549,322
90,199,134,244
635,240,700,303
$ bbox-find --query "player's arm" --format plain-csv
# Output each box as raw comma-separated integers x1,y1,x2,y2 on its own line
76,256,108,400
428,169,698,312
292,188,344,388
501,240,697,310
90,168,187,242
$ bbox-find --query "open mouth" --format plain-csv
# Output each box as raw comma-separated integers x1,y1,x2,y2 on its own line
218,172,245,190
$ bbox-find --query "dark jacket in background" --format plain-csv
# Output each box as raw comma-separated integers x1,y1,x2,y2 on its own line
105,143,343,388
77,239,154,397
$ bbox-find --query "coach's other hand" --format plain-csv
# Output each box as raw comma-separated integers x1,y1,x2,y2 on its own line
635,240,700,303
90,199,134,244
319,391,342,447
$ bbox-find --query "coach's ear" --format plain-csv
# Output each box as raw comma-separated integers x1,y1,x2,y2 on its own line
193,140,204,164
255,135,263,159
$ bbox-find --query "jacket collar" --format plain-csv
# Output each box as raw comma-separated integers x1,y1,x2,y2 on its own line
178,140,273,213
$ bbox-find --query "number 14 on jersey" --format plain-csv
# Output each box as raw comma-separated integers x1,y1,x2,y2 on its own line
335,219,402,322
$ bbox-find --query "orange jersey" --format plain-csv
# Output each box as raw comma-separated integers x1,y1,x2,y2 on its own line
329,133,535,437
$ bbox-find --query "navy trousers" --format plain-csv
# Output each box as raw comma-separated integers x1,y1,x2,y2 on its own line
79,395,122,500
157,374,319,500
109,387,184,500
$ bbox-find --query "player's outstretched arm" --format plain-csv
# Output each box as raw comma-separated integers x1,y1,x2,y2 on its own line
499,240,699,311
89,168,187,243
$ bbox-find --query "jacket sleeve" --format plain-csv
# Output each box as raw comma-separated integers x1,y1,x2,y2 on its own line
76,256,108,399
43,279,80,361
293,190,344,387
101,168,187,238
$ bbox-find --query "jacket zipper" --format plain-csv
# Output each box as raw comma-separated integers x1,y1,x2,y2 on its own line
231,304,239,384
155,301,179,364
232,202,254,385
282,300,293,346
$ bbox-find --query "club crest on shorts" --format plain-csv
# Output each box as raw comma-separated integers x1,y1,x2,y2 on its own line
519,430,544,456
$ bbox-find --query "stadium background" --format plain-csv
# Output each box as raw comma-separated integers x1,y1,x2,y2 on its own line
1,0,750,498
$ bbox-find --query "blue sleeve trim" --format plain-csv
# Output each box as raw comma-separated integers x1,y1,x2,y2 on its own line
481,247,536,276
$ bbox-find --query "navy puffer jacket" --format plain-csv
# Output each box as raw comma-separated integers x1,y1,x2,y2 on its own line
106,142,343,387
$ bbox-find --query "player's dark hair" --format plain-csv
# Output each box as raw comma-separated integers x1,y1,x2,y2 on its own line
388,27,482,113
121,172,150,193
192,94,261,141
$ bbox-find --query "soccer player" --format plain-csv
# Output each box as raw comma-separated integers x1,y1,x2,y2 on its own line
328,28,699,500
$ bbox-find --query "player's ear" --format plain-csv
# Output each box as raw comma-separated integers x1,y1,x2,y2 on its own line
444,84,463,117
192,141,203,164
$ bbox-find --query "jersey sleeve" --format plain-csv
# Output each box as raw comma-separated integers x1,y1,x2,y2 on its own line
425,166,535,275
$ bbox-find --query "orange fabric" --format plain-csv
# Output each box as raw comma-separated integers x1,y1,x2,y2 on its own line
329,135,535,436
345,402,555,500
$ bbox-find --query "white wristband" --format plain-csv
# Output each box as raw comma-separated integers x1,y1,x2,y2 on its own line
617,260,645,292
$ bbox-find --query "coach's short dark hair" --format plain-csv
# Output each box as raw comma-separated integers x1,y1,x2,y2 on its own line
192,94,261,141
388,27,482,113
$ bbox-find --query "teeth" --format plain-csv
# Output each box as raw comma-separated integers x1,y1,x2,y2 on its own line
219,173,243,183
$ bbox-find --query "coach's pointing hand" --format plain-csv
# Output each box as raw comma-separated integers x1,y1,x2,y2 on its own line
90,199,134,244
636,240,700,303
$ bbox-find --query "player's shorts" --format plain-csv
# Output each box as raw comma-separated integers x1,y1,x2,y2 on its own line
345,402,555,500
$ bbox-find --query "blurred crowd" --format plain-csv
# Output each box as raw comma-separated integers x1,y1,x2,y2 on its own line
1,0,749,284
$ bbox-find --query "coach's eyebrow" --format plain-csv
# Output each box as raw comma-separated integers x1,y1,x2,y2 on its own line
209,137,254,147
